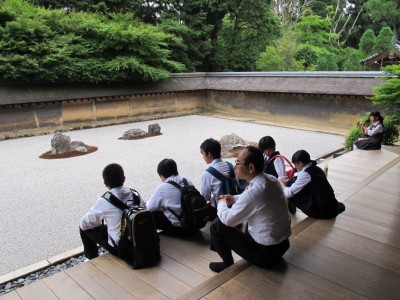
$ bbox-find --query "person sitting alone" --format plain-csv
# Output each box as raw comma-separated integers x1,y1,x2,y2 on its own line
146,158,197,236
354,111,384,150
79,163,146,260
209,146,291,273
279,150,345,219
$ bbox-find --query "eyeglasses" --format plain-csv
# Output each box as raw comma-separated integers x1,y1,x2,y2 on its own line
235,160,248,166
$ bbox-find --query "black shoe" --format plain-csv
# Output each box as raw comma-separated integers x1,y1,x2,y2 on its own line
288,202,296,214
209,261,233,273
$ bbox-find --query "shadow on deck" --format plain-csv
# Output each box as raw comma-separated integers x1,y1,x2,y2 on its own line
2,148,400,300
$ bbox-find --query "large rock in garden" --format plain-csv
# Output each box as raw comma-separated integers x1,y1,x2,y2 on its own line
51,133,71,154
220,133,250,158
121,128,147,140
148,123,161,135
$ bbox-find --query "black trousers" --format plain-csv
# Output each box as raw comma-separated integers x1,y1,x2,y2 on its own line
79,224,118,259
152,211,196,237
210,218,290,268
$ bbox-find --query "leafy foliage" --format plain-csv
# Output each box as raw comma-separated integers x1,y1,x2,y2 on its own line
358,29,376,55
371,65,400,125
0,0,184,83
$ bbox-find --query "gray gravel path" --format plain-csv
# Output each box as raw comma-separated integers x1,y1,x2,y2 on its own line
0,115,344,275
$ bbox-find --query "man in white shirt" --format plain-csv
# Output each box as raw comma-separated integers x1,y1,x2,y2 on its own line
200,138,231,207
79,163,145,259
147,158,195,235
209,146,291,273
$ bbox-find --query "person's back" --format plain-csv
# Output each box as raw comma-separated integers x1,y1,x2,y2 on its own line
147,158,195,235
200,138,231,206
281,150,345,219
79,163,145,259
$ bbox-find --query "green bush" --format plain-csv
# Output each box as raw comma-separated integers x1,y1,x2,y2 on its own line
344,113,400,150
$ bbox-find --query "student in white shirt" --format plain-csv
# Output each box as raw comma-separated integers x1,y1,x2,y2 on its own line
209,146,291,273
79,163,145,259
147,158,195,235
200,138,231,207
354,111,384,150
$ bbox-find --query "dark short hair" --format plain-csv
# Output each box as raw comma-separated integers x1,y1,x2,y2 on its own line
200,138,221,159
244,146,264,174
157,158,179,178
102,163,125,188
258,136,276,151
292,150,311,164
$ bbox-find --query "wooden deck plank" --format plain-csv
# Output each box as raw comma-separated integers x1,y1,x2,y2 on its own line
298,220,400,273
159,235,217,278
65,261,136,300
15,280,58,300
343,202,400,229
209,263,367,300
42,271,93,300
90,254,169,300
285,236,400,300
347,192,400,216
333,214,400,248
0,292,22,300
204,278,267,300
158,253,207,287
104,254,191,299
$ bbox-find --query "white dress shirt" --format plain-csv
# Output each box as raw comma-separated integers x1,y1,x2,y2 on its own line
367,121,383,136
80,186,146,246
283,163,312,198
201,158,231,206
147,175,193,227
266,155,287,180
217,173,291,246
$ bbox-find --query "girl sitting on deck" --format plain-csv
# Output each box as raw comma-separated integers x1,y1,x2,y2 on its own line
353,111,384,151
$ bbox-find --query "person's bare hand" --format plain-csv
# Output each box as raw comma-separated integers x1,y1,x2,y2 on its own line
219,194,235,206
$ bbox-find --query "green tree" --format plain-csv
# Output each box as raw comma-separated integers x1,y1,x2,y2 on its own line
343,50,363,71
371,65,400,125
0,0,184,83
365,0,400,41
374,26,393,53
316,53,338,70
216,2,281,71
358,29,376,55
256,31,304,71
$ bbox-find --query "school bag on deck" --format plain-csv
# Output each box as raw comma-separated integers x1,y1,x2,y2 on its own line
102,189,160,269
206,161,246,196
269,155,296,179
167,179,217,231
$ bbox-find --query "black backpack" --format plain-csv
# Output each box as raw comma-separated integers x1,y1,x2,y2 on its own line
102,189,160,269
167,179,217,231
206,162,246,196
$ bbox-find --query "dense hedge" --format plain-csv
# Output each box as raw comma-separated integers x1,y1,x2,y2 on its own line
0,0,185,83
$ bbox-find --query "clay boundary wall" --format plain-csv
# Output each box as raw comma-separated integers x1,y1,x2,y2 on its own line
0,72,385,138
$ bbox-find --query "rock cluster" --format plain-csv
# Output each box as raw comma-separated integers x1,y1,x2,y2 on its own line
51,133,88,154
120,123,162,140
219,133,251,158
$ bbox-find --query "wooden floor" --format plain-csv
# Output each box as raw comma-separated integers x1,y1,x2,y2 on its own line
2,148,400,300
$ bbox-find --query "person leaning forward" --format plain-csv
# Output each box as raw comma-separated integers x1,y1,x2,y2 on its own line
79,163,146,260
209,146,291,273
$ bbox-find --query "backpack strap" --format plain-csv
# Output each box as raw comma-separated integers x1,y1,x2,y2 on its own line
166,180,183,221
102,191,129,211
226,161,235,177
206,166,228,182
